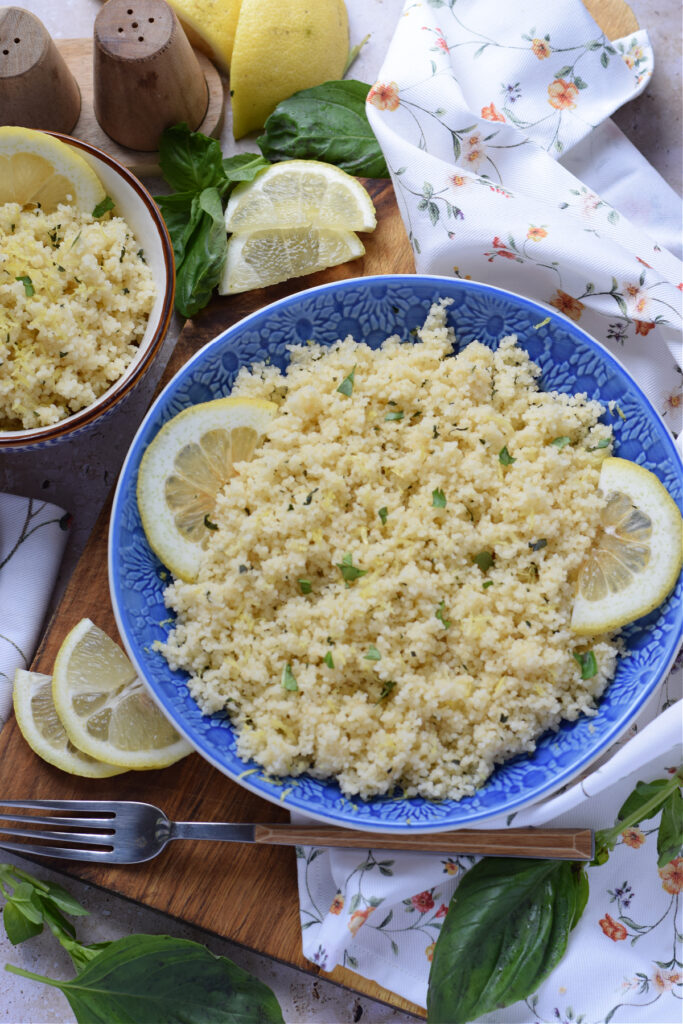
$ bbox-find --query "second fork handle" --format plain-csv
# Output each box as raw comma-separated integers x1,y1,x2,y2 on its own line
255,825,594,860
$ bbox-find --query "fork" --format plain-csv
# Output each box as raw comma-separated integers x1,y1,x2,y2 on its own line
0,800,593,863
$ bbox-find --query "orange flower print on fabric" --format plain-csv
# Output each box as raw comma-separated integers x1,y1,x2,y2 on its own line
548,78,579,110
623,282,649,318
442,857,459,875
532,38,551,59
527,225,548,241
491,236,518,260
411,890,435,913
659,857,683,894
425,942,436,962
634,320,656,336
550,289,585,322
653,970,682,992
481,102,505,122
599,913,628,942
450,174,467,187
329,892,344,915
348,906,375,936
621,826,646,848
367,81,400,112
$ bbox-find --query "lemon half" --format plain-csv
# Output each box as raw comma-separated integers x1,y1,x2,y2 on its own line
0,126,106,213
224,161,377,234
137,397,277,581
166,0,243,72
13,669,126,778
230,0,349,138
52,620,192,770
571,457,682,634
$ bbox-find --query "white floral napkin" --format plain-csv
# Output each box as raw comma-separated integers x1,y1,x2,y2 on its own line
296,0,683,1016
0,494,69,727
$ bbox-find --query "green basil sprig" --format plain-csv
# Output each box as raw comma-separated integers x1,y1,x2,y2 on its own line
155,124,269,318
1,862,284,1023
257,80,389,179
427,766,682,1023
427,858,587,1024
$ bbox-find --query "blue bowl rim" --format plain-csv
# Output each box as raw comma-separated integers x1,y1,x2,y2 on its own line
109,274,683,831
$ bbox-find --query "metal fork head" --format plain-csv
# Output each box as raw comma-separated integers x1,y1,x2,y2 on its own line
0,799,170,863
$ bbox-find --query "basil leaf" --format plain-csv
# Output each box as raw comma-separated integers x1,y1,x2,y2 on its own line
154,192,198,265
499,445,516,465
551,436,571,449
222,153,269,184
337,366,356,396
323,651,334,668
258,80,389,178
41,880,90,918
174,187,228,319
92,196,115,218
472,550,493,572
427,858,586,1024
364,644,381,661
376,680,396,703
15,275,34,297
378,506,388,525
298,579,312,594
7,933,284,1023
658,788,683,867
281,664,298,691
385,410,404,421
573,649,597,679
336,553,367,583
159,123,226,192
432,488,447,508
3,901,43,945
617,778,672,824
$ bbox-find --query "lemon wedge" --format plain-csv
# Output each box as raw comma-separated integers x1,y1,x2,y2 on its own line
166,0,243,72
137,397,277,581
230,0,349,138
13,669,126,778
225,161,377,234
219,225,364,294
571,457,683,635
51,620,192,770
0,126,107,213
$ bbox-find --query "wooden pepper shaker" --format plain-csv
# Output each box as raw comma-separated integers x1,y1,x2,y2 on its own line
0,7,81,132
93,0,208,152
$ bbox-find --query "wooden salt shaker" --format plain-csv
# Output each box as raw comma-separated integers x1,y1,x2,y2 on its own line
93,0,208,152
0,7,81,132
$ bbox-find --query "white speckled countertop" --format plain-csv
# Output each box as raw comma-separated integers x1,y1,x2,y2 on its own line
1,1,680,1021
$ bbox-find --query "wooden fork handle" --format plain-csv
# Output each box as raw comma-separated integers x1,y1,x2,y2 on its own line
253,825,594,861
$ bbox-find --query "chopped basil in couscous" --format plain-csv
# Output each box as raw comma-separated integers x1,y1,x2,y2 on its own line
0,202,155,430
160,301,618,801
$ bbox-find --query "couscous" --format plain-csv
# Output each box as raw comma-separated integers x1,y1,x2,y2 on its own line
0,202,155,430
160,301,618,800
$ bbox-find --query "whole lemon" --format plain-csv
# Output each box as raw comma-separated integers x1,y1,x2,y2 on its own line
230,0,349,139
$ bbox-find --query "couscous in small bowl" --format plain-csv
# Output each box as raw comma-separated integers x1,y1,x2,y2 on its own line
0,132,174,451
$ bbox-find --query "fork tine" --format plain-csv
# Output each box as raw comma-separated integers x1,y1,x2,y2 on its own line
0,825,114,846
0,812,114,830
0,799,116,817
0,840,110,862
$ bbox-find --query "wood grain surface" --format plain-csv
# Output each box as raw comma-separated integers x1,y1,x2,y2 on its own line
0,179,423,1018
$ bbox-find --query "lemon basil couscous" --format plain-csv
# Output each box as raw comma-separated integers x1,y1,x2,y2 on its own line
159,300,619,801
0,202,155,430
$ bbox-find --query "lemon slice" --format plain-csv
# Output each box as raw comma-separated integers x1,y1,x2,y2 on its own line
230,0,348,138
52,620,193,770
571,457,683,635
219,226,365,295
224,161,377,233
166,0,243,72
13,669,125,778
0,126,107,213
137,397,277,581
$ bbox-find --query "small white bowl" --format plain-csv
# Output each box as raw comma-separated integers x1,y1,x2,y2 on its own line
0,132,174,451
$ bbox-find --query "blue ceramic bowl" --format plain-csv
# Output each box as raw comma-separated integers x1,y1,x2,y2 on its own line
109,276,682,830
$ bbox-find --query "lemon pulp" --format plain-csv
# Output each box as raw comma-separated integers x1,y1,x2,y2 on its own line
0,126,106,213
137,397,277,581
13,669,125,778
571,457,682,634
52,620,192,769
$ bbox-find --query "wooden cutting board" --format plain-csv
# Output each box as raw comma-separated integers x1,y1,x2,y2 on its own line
0,179,422,1018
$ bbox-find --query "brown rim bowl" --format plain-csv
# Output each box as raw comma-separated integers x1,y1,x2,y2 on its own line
0,131,175,451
